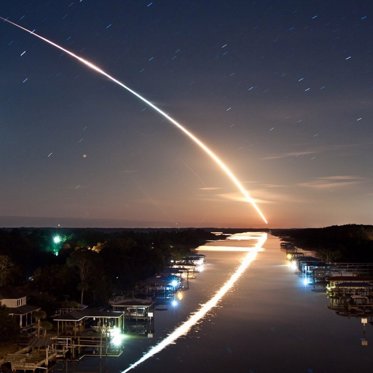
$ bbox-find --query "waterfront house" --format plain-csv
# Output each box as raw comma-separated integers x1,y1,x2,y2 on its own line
109,296,153,319
0,289,41,330
53,308,125,358
109,297,154,337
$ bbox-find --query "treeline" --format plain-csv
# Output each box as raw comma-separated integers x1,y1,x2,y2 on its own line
0,228,215,313
272,224,373,262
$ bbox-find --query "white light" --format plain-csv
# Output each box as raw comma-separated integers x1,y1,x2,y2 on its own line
171,300,178,307
170,280,178,287
53,235,62,244
0,17,268,225
110,327,125,347
288,260,297,271
198,245,260,252
121,233,267,373
303,277,310,286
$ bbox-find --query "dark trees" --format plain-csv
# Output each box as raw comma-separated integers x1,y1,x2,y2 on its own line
0,306,19,343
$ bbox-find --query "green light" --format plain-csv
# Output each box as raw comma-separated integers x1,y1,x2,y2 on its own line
53,235,62,244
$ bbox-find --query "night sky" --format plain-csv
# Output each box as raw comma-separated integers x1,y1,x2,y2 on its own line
1,1,372,228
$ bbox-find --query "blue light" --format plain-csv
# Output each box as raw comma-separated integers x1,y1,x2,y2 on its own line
303,277,310,286
171,300,178,307
170,279,178,288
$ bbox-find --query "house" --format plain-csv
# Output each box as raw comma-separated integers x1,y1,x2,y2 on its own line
109,296,153,319
53,308,125,358
109,297,154,337
0,288,41,329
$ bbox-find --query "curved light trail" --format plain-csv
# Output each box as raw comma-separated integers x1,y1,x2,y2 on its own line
1,17,268,224
122,232,267,372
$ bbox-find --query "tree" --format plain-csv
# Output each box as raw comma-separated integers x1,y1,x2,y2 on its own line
0,306,19,343
0,255,17,287
67,249,97,305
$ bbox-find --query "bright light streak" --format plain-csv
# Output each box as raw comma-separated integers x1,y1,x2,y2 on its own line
0,17,268,225
227,232,265,240
121,232,267,373
198,245,263,252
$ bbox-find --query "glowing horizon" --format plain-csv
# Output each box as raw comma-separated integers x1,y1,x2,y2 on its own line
0,17,268,225
121,232,267,372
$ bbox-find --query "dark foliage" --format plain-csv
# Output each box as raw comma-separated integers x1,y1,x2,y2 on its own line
272,225,373,262
0,228,215,310
0,306,19,343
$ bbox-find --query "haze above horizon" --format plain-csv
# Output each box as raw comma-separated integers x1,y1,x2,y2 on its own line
1,1,372,228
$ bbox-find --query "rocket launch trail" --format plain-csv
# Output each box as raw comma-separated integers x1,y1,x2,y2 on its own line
1,17,268,225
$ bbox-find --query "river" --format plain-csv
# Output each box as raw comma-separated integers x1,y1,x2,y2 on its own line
71,233,373,373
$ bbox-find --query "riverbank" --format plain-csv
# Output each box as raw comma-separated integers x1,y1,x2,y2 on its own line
272,224,373,262
102,233,372,373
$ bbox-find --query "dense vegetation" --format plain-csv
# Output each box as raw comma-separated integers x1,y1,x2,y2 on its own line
0,306,19,343
272,224,373,262
0,228,215,314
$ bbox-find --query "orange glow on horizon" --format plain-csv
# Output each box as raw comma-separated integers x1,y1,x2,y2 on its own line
1,17,268,225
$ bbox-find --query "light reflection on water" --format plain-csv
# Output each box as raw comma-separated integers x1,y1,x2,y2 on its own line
73,233,372,373
121,233,267,372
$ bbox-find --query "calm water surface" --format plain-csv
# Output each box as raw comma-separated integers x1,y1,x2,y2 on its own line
73,234,373,373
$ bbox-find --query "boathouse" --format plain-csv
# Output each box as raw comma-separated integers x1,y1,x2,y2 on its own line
0,289,41,330
53,308,125,358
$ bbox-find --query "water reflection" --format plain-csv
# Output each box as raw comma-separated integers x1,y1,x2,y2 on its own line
62,234,373,373
281,240,373,347
121,232,267,372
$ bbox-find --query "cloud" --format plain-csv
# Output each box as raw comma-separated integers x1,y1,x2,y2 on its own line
262,183,288,189
262,143,372,161
298,175,364,190
263,151,317,160
216,189,305,205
